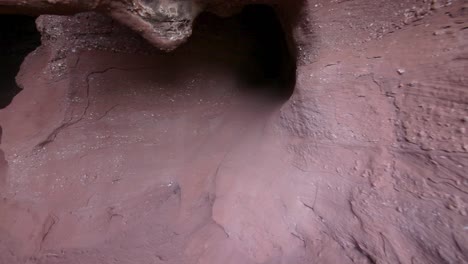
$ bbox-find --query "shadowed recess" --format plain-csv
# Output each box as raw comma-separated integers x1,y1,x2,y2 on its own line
0,15,41,109
236,4,296,99
192,4,296,100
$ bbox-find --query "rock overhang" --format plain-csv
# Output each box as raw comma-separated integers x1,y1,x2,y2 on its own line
0,0,303,51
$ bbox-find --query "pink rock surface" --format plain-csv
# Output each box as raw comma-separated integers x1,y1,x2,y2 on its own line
0,0,467,263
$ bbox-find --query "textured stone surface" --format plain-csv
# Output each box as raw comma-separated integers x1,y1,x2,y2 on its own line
0,0,467,263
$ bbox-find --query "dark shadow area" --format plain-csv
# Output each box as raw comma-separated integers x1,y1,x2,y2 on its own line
237,5,296,99
0,15,41,109
190,4,296,101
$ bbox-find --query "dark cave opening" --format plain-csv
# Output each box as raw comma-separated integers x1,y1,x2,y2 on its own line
237,5,296,99
190,4,296,101
0,15,41,109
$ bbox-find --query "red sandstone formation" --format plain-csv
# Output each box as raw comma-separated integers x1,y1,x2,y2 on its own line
0,0,467,263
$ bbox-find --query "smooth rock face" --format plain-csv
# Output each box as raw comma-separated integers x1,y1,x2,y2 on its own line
0,0,467,264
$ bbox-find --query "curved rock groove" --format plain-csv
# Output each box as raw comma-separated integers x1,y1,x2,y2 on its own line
0,4,298,264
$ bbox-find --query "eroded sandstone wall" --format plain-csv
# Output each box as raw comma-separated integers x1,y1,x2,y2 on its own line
0,0,467,263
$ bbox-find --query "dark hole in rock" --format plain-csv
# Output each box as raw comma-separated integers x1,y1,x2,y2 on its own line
0,15,41,109
190,4,296,101
237,5,296,99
